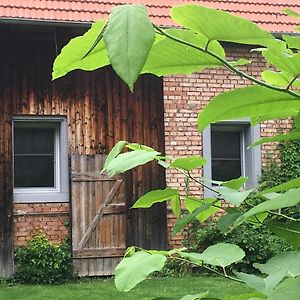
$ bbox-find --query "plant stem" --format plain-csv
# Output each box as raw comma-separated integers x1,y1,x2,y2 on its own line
153,25,300,99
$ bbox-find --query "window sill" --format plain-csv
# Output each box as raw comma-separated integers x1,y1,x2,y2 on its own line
13,192,69,203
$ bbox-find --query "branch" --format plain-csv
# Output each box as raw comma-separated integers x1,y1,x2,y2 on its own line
154,25,300,100
169,256,243,283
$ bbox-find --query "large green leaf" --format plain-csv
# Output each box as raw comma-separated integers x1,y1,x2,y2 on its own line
115,251,167,292
101,140,127,174
219,187,252,207
141,29,224,76
132,188,179,209
171,5,277,47
234,188,300,226
224,292,267,300
261,70,300,88
171,195,182,218
262,47,300,78
105,150,160,177
254,251,300,278
103,5,155,91
185,197,220,222
170,156,207,171
259,177,300,195
222,177,248,190
267,220,300,250
268,277,300,300
283,35,300,50
179,292,209,300
198,86,300,131
250,132,300,147
235,270,286,292
52,20,109,80
181,243,245,267
250,110,299,126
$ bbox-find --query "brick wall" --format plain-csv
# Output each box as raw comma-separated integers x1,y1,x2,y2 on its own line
13,203,69,247
12,45,293,251
164,45,293,248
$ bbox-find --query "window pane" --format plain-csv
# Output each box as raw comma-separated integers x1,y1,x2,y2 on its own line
14,155,55,187
211,129,242,182
14,127,54,155
14,125,56,188
212,159,241,181
211,131,241,159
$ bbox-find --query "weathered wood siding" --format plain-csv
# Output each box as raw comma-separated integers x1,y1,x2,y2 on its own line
0,34,167,275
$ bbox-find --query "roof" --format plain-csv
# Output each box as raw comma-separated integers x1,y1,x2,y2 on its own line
0,0,300,33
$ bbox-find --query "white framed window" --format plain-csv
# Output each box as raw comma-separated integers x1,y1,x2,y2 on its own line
203,120,261,196
13,116,69,203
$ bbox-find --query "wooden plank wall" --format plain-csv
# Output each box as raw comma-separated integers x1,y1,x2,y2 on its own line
0,33,167,275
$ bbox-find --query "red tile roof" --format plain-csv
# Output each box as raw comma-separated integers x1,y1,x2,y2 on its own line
0,0,300,33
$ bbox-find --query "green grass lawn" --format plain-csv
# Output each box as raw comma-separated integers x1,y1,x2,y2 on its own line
0,276,252,300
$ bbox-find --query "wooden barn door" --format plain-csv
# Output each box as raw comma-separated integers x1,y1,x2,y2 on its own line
71,155,126,276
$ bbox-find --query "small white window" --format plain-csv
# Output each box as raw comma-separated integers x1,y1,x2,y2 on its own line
203,120,261,196
13,116,69,203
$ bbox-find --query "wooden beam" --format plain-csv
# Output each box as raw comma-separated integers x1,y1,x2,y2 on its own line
73,247,125,259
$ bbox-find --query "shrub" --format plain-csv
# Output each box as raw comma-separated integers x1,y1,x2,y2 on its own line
14,233,73,284
260,134,300,218
184,221,291,274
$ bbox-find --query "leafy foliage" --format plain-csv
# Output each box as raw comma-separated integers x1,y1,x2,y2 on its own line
185,222,291,274
53,3,300,299
14,233,73,284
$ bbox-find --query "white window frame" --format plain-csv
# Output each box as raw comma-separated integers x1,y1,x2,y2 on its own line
203,120,261,197
13,116,69,203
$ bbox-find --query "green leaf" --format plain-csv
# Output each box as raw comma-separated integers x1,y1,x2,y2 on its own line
219,187,252,207
106,150,160,177
246,212,268,227
171,5,277,47
182,243,245,267
126,143,155,151
172,202,215,236
235,270,286,292
186,197,220,222
250,110,299,126
222,177,248,190
261,70,300,87
52,20,109,80
132,188,179,208
224,292,267,300
268,277,300,300
267,220,300,250
283,8,300,18
179,292,209,300
171,195,181,218
229,59,251,67
170,156,207,171
254,251,300,278
115,251,167,292
103,5,155,91
283,35,300,50
295,112,300,129
234,188,300,226
217,211,242,233
101,140,127,173
259,177,300,195
141,29,224,76
250,132,300,147
262,47,300,78
198,85,300,131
